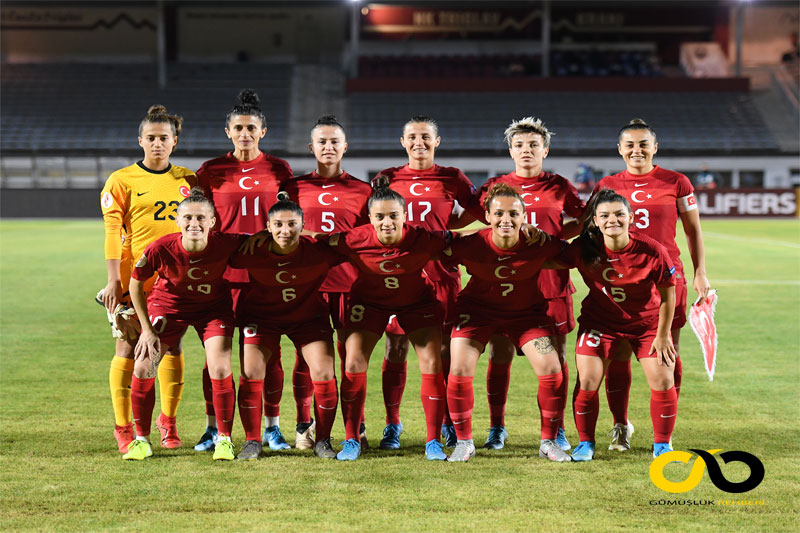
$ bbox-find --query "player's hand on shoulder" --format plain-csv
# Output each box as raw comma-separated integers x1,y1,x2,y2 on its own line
521,224,550,247
240,230,271,255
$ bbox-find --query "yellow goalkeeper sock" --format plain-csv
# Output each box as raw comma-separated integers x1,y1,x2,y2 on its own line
158,352,185,418
109,355,134,426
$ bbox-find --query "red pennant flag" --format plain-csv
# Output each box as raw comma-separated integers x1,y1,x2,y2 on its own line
689,289,718,381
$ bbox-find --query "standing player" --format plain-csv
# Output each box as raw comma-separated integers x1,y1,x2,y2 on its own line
593,119,710,452
554,189,678,461
469,117,584,451
125,189,244,461
374,116,476,450
326,178,452,461
194,89,294,452
445,184,571,463
99,105,195,454
230,193,342,459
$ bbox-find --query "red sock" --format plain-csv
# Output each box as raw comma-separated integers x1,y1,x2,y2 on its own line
202,362,214,417
263,349,283,418
237,376,263,441
651,387,678,443
441,356,453,426
574,389,599,443
446,374,474,441
211,375,236,437
293,351,313,424
486,359,511,428
381,360,406,425
572,376,581,425
312,379,338,441
537,372,564,440
674,356,683,400
131,376,156,438
559,362,569,430
605,359,631,425
340,372,366,440
337,341,364,428
420,373,447,442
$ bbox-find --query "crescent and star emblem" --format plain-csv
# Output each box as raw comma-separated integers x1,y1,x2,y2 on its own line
520,192,534,206
318,192,337,206
494,265,515,279
409,183,427,197
379,260,397,273
275,270,293,284
602,267,623,282
187,267,203,280
631,190,650,203
238,176,259,190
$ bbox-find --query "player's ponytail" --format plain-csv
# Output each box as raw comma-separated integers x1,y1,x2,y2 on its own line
177,187,215,212
268,191,304,220
579,188,631,266
483,182,525,212
368,174,406,211
226,89,267,129
139,104,183,143
617,117,657,143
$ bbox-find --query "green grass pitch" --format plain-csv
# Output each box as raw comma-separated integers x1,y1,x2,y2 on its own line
0,219,798,531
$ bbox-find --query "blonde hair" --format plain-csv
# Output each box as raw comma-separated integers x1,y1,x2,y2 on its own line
504,116,553,148
483,182,525,212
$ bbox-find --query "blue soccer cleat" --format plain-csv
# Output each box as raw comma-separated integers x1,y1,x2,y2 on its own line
571,441,596,462
483,426,508,450
425,439,448,461
193,426,218,452
441,423,457,448
653,442,674,458
263,425,291,450
556,427,571,451
379,422,404,450
336,438,361,461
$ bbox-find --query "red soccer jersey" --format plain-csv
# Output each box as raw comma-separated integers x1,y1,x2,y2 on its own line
282,171,372,292
329,224,450,309
230,236,341,324
558,234,676,333
475,171,586,299
132,232,244,313
376,163,476,282
593,166,696,278
444,228,565,315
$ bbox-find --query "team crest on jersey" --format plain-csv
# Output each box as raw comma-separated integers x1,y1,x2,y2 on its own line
136,254,147,268
101,192,113,209
179,186,190,198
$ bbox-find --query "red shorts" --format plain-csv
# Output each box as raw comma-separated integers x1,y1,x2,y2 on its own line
345,299,443,337
323,291,349,331
450,305,555,349
546,295,575,336
147,304,234,349
385,275,459,335
241,315,333,349
672,281,688,330
230,282,250,324
575,321,665,361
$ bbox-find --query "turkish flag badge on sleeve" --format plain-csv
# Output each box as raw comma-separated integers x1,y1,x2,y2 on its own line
689,289,719,381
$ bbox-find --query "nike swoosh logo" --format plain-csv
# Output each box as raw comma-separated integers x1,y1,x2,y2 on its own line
242,168,255,173
660,414,676,418
219,325,226,328
428,396,442,401
423,314,435,318
319,405,336,410
383,252,394,257
521,184,536,189
241,406,258,409
412,176,421,179
606,389,622,393
498,257,511,261
576,411,592,415
555,321,567,327
550,417,562,422
278,261,291,266
266,389,282,395
322,184,335,188
189,258,202,264
453,420,466,425
137,192,148,196
634,183,648,187
606,258,620,262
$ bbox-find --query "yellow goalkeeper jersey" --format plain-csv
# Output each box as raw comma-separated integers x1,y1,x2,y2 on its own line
101,161,197,261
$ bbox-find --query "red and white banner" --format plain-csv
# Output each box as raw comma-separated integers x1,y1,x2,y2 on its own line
695,189,798,217
689,290,719,381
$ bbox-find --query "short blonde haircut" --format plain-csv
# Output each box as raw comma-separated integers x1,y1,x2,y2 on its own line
503,116,552,148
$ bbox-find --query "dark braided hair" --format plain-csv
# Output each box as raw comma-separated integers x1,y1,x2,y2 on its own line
368,175,406,211
311,114,346,138
617,118,657,144
226,89,266,129
139,104,183,140
578,188,631,266
269,191,304,220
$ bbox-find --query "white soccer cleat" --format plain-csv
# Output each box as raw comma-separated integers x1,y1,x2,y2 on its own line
608,421,634,451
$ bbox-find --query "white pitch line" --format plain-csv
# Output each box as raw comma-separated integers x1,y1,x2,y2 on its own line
712,280,800,285
704,231,800,249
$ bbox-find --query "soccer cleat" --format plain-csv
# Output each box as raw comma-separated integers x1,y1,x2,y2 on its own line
483,426,508,450
336,438,361,461
653,442,673,458
313,438,337,459
539,439,573,462
114,423,135,453
295,419,316,450
448,440,476,462
556,427,571,451
608,421,635,451
236,440,262,460
571,441,595,462
262,425,291,450
122,439,153,461
425,439,448,461
441,423,457,448
359,422,369,450
194,426,218,452
155,413,182,449
378,422,404,450
213,437,235,461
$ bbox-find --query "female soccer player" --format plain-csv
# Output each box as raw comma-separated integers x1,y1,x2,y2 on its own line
194,89,294,452
100,105,196,454
373,116,476,450
125,189,244,461
445,184,571,462
593,119,710,452
231,193,342,459
281,115,372,449
326,178,452,461
557,189,678,461
469,117,584,452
